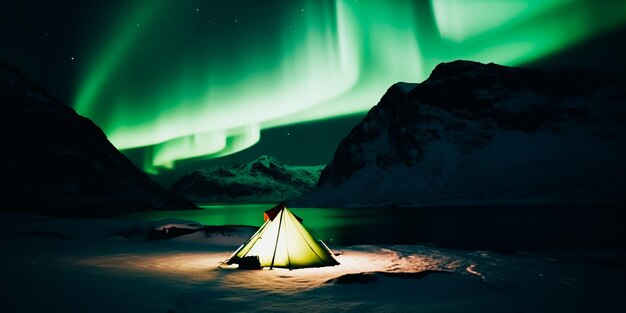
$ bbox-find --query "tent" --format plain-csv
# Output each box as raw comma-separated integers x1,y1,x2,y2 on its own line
226,203,339,269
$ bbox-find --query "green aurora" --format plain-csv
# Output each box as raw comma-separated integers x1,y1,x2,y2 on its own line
73,0,626,173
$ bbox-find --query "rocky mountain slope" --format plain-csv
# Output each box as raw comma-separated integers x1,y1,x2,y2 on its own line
0,60,197,215
171,156,323,203
296,60,626,207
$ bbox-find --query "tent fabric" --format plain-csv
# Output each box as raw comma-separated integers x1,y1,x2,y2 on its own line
227,203,339,269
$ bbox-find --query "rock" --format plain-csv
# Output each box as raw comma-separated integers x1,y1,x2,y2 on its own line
0,60,197,215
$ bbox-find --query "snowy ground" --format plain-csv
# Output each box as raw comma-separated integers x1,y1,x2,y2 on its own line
1,214,624,312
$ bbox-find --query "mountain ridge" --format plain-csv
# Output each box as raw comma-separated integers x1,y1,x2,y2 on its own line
171,155,324,203
1,60,197,215
295,60,626,207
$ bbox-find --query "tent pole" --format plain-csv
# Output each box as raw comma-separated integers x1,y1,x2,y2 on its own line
269,208,284,270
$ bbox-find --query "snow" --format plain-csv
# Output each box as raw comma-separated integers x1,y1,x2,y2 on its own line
298,100,626,208
1,213,624,312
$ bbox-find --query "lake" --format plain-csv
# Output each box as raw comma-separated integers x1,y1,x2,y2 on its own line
118,203,625,249
119,203,397,246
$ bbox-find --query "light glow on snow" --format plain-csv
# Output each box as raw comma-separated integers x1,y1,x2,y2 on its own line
80,247,441,292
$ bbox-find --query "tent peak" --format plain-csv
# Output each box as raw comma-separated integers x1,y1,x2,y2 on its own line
264,202,302,223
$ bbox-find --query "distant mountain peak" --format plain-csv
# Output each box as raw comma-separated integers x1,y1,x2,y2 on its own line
252,155,279,167
172,156,325,203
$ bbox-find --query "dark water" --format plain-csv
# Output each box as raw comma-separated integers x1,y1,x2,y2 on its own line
119,203,625,249
120,203,375,245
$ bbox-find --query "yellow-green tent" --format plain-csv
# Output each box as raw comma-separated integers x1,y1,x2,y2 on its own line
227,203,339,269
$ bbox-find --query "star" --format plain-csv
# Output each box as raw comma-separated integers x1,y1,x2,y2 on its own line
70,57,75,61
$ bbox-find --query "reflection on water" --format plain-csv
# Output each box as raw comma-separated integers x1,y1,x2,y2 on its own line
119,203,404,245
117,203,624,248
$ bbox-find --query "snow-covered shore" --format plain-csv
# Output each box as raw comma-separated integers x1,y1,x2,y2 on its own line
2,214,624,312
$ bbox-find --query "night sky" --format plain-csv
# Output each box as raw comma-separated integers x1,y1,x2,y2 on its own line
2,0,626,185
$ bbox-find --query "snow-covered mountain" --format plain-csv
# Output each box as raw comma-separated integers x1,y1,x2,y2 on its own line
296,60,626,207
171,155,324,203
0,60,197,214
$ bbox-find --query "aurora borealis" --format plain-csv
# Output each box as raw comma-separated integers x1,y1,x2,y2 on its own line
3,0,626,174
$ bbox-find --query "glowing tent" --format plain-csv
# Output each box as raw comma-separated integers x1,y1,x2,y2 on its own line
226,203,339,269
